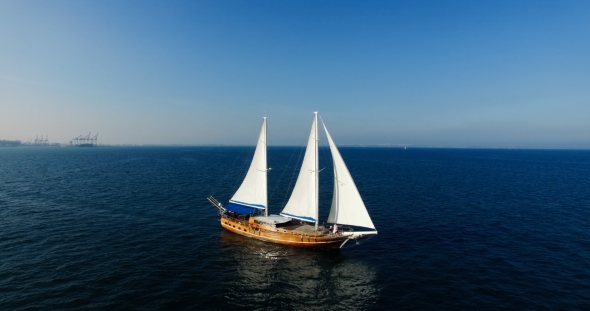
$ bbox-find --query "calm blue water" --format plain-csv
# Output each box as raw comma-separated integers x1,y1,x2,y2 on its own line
1,147,589,310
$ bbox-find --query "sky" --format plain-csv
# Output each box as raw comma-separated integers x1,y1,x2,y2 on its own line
1,1,589,148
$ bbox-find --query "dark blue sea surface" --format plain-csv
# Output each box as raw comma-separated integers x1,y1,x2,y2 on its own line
1,147,589,310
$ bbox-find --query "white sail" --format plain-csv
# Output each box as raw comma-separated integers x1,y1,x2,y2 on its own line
323,121,376,230
281,113,319,223
230,117,268,212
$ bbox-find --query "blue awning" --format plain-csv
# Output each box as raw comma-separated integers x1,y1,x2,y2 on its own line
280,212,316,222
224,203,257,215
229,199,266,209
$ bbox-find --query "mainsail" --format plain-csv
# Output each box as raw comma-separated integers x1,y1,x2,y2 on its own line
229,117,268,214
323,121,376,230
280,112,319,224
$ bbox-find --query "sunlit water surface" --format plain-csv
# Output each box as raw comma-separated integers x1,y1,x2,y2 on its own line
1,147,589,310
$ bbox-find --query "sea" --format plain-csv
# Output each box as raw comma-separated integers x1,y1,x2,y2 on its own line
1,146,589,310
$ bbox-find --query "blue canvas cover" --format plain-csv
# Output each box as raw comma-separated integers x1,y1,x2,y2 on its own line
224,203,257,215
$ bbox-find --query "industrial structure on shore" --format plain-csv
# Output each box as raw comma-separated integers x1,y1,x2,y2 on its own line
1,133,101,147
70,132,98,147
19,135,60,147
0,140,21,147
1,135,60,147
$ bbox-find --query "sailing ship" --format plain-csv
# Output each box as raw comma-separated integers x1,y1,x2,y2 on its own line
207,112,377,248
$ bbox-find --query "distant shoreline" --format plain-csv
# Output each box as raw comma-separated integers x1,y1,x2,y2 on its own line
1,143,588,150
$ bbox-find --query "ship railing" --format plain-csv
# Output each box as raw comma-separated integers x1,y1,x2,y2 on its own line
221,212,250,225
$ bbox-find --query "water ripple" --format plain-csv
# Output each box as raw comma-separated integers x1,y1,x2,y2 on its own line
0,147,589,310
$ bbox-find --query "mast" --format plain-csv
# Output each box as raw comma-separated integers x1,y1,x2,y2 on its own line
314,112,319,231
264,117,268,217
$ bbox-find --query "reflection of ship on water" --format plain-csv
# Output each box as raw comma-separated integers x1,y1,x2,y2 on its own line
70,132,99,147
218,231,379,309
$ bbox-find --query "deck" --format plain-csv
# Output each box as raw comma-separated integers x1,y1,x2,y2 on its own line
219,215,348,248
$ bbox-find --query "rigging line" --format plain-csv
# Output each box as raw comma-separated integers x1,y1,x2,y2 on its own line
318,116,334,183
212,145,253,198
281,144,305,208
342,234,376,248
232,145,256,194
221,149,247,196
210,147,248,197
320,141,332,177
318,124,333,217
269,146,298,202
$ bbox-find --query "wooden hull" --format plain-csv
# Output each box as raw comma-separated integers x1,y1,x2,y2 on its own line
220,216,349,249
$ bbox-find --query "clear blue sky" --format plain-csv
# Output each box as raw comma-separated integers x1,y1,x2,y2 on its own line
1,1,589,148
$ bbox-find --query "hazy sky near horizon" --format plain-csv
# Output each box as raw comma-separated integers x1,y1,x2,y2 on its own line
1,1,589,148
